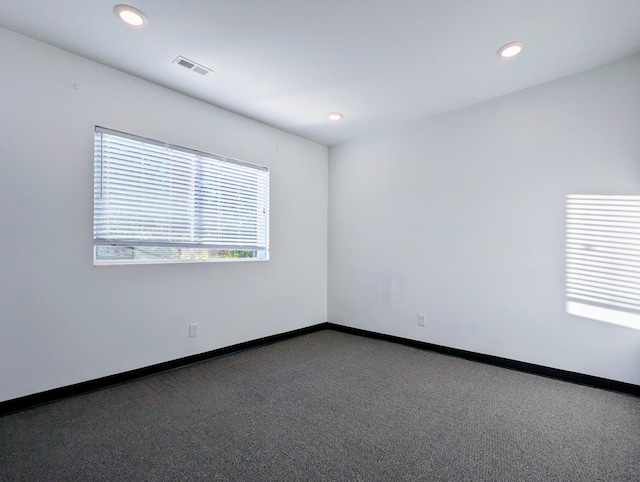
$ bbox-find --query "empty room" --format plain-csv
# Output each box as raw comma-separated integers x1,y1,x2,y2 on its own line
1,1,639,480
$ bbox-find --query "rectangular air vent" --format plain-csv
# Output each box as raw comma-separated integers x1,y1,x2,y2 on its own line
173,56,213,76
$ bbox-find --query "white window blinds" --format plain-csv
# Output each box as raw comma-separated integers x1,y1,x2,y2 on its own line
94,127,269,262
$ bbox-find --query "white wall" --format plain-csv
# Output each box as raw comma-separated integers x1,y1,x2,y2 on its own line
328,55,640,385
0,28,328,402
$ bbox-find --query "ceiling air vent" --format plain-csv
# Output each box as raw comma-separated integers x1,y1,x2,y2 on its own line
173,56,213,76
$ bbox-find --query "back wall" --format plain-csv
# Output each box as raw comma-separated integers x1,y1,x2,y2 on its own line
328,55,640,385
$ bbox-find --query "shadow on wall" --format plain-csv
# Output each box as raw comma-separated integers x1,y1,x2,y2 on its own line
566,195,640,330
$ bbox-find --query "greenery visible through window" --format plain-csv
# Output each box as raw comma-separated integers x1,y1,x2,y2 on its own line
93,127,269,265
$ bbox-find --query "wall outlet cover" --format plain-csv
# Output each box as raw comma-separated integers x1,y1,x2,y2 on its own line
189,323,198,337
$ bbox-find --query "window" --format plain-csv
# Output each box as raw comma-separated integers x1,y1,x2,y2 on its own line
93,127,269,265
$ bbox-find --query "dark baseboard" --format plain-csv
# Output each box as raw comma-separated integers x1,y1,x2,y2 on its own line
0,323,327,416
3,321,638,416
326,323,640,397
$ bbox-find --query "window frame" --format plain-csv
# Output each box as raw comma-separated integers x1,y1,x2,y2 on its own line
93,127,270,266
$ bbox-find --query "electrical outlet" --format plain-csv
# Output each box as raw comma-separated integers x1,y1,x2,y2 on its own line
189,323,198,337
418,314,427,327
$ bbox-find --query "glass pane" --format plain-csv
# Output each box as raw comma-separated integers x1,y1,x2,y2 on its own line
95,246,260,263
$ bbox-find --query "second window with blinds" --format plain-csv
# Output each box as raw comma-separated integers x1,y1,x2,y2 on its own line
93,127,270,265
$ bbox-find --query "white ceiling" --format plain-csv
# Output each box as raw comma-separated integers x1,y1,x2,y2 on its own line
1,0,640,146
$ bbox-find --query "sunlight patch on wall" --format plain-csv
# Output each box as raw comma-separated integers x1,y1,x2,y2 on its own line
566,195,640,330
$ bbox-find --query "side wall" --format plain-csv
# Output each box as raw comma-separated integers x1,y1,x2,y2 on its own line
0,28,328,402
328,55,640,385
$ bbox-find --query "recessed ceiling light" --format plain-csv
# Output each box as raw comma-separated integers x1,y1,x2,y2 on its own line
328,112,344,121
497,41,523,59
114,4,148,27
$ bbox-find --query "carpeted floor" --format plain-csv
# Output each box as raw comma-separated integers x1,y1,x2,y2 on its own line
1,329,639,481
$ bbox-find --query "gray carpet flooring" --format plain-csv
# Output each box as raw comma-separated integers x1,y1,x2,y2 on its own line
1,329,639,481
